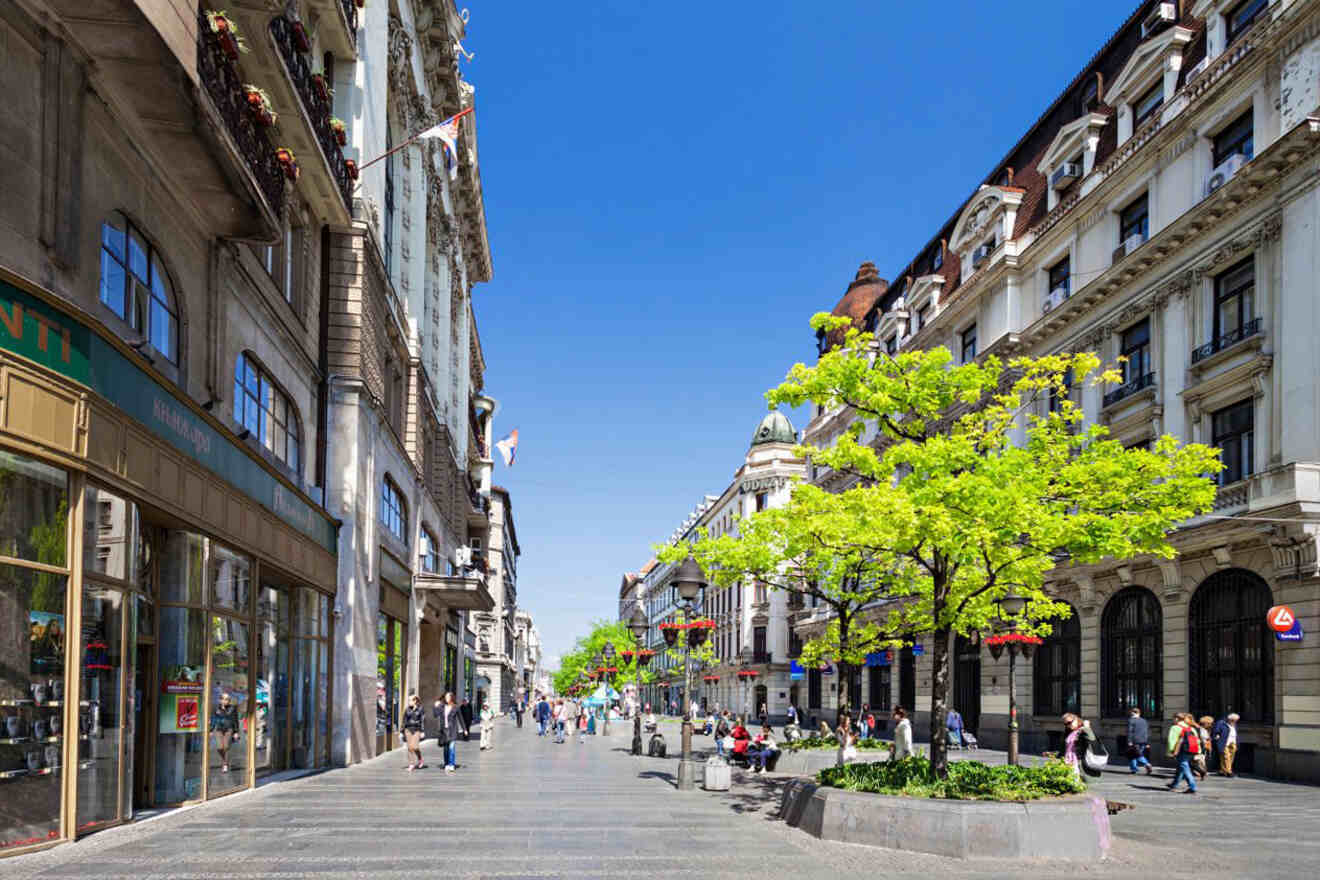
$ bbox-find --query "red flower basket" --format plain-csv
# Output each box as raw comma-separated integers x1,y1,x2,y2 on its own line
659,622,682,647
291,20,311,53
985,633,1043,661
275,148,299,181
702,675,719,683
311,74,330,103
737,669,759,679
344,159,359,180
635,649,654,666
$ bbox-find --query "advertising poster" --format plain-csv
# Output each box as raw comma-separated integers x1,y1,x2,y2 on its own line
28,611,65,675
158,694,200,734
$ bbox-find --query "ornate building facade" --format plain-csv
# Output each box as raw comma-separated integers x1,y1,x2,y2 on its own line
802,0,1320,781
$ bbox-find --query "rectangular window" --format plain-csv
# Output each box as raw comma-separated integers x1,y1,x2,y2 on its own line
1119,193,1149,244
916,304,931,331
884,335,897,355
755,492,768,512
932,247,943,270
1226,0,1267,43
1120,318,1151,384
1048,257,1070,296
1212,400,1254,484
1214,257,1255,340
1213,109,1254,167
960,324,977,363
753,626,767,659
1133,81,1164,127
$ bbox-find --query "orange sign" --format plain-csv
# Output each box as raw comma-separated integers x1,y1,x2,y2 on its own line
1267,605,1296,633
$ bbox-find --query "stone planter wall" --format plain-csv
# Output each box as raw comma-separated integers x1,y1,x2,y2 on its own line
780,779,1111,861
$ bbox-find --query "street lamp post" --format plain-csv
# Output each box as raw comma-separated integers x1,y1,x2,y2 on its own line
672,557,707,791
628,603,649,756
602,641,616,735
993,587,1028,766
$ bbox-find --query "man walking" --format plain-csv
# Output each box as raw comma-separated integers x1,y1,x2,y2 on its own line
1212,712,1240,776
536,695,550,736
512,698,523,729
1166,713,1199,794
1127,706,1152,774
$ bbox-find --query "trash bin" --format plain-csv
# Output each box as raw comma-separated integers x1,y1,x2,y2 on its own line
703,756,731,791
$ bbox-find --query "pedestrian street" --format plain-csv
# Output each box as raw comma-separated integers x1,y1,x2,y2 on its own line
5,719,1319,879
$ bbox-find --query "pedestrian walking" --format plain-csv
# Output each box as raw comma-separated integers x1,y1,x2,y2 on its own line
714,712,731,757
1212,713,1239,776
479,701,495,750
536,696,550,736
1062,712,1098,781
946,707,964,749
460,699,474,741
891,706,913,760
1195,716,1213,780
553,699,567,743
759,702,769,728
435,692,467,774
858,703,871,739
1166,712,1200,794
402,694,426,771
1126,706,1153,774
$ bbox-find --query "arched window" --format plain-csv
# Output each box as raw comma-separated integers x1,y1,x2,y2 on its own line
1033,605,1081,717
99,213,179,363
1189,568,1273,722
1101,587,1162,718
233,353,302,474
380,477,406,544
419,527,440,573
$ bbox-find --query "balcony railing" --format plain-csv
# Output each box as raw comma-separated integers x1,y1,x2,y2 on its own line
269,15,352,209
1213,480,1250,511
1191,317,1262,364
197,9,285,217
341,0,359,44
1103,372,1156,408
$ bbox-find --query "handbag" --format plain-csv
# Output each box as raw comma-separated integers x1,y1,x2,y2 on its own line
721,735,735,750
1083,738,1109,775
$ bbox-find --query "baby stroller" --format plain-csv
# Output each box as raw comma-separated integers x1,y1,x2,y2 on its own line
959,729,980,750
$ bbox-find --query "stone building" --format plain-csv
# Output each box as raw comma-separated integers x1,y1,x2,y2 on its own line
638,413,806,721
472,485,520,712
801,0,1320,781
0,0,506,856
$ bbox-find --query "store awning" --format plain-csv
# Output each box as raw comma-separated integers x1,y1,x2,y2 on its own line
415,572,495,612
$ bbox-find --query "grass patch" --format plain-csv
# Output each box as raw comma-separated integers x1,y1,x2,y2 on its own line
817,756,1086,801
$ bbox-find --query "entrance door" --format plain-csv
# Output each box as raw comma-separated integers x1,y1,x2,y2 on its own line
954,635,982,735
132,642,155,810
754,684,768,719
899,647,916,712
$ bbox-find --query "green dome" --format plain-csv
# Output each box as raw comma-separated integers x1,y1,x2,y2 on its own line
751,411,796,447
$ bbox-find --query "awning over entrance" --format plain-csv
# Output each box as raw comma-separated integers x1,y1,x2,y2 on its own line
415,572,495,612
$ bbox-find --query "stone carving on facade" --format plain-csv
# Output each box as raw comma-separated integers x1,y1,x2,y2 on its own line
1155,558,1183,601
1269,523,1320,580
1191,211,1283,283
388,16,414,97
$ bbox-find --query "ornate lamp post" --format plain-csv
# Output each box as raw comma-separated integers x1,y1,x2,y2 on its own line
993,586,1028,766
602,641,617,735
628,602,649,756
672,557,707,791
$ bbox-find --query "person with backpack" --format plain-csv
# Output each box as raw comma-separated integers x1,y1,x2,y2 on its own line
1166,712,1199,794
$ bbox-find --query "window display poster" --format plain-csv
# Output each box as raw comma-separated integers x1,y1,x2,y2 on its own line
29,611,65,674
159,694,200,734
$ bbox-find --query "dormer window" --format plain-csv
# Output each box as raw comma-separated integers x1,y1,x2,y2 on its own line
932,247,943,271
1226,0,1267,43
1134,82,1164,127
1080,77,1099,114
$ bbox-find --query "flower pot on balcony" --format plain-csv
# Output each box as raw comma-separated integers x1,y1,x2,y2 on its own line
275,148,299,181
330,118,347,146
291,20,311,53
219,31,239,61
661,627,679,647
344,159,359,180
986,641,1004,661
311,74,330,103
355,0,365,7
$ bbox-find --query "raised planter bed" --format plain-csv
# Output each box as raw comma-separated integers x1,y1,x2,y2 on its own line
780,779,1111,861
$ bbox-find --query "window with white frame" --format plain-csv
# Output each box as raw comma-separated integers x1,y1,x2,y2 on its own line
1213,257,1255,341
1212,400,1254,484
420,528,440,573
1120,319,1151,384
1133,81,1164,128
1119,194,1149,246
1048,257,1071,298
1213,110,1254,167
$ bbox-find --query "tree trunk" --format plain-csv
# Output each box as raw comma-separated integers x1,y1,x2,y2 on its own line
837,614,852,724
929,624,952,778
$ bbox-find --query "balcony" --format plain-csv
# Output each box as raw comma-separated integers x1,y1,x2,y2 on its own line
1213,480,1250,513
1192,318,1263,365
415,569,494,612
308,0,359,57
1102,372,1156,408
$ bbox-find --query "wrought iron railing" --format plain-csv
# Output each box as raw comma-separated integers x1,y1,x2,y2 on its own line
1191,317,1262,364
1103,372,1155,408
269,15,352,209
341,0,359,44
197,9,285,217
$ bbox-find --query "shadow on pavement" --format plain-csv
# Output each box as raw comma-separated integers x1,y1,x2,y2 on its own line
638,770,677,789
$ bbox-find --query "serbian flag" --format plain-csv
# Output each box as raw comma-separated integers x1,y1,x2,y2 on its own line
495,429,519,467
417,107,472,179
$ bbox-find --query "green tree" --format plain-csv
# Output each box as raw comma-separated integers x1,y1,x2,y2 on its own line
553,619,655,699
681,317,1222,777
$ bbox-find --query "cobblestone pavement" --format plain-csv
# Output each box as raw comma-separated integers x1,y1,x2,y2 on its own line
5,721,1316,878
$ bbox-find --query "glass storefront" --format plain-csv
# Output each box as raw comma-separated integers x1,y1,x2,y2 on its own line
376,611,405,754
0,452,70,853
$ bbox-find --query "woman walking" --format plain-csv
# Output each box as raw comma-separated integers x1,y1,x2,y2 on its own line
434,692,467,773
891,706,913,760
479,701,496,750
402,694,426,771
1062,712,1098,781
210,692,240,774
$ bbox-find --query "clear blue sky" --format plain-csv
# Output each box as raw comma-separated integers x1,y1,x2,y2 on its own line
468,1,1133,668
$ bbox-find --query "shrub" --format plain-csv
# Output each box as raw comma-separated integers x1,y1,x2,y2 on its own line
784,735,891,752
817,757,1085,801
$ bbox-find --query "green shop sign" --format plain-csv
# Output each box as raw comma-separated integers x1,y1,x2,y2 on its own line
1,278,337,553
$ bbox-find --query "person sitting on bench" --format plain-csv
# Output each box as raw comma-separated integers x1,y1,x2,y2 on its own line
746,724,778,774
730,720,752,762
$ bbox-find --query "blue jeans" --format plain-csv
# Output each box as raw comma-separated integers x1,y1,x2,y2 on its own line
716,738,725,757
1129,750,1150,773
859,721,869,739
444,741,457,768
948,729,962,748
1170,755,1197,791
537,719,545,736
554,721,565,742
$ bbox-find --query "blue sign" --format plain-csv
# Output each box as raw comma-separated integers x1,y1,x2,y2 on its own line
1277,619,1304,642
865,652,890,667
911,644,925,656
789,661,804,681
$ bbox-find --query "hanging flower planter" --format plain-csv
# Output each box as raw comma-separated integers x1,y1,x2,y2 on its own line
659,622,682,647
344,159,359,180
291,19,311,53
205,10,247,60
635,649,654,666
355,0,365,8
985,633,1043,661
311,73,331,103
737,669,759,679
330,117,347,146
702,675,719,683
275,148,299,181
244,85,277,127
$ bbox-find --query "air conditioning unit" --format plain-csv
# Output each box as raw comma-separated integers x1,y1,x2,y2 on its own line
1050,162,1082,189
1204,153,1248,197
1112,234,1145,264
454,546,473,568
972,243,994,268
1142,2,1176,37
1043,286,1069,313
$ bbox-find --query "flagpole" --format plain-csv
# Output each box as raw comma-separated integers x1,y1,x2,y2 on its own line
357,106,474,172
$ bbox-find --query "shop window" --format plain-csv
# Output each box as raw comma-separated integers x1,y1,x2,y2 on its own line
98,213,179,364
1226,0,1267,44
420,528,441,573
1212,400,1254,485
1189,568,1273,723
1133,81,1164,127
208,542,251,613
1100,587,1162,718
1119,193,1149,245
960,324,977,364
154,605,207,803
208,614,250,795
1213,109,1254,167
1120,318,1151,384
0,450,69,566
1033,605,1080,716
380,477,407,544
234,353,303,476
1213,257,1255,341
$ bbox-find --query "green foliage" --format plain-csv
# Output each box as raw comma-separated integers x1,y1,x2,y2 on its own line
817,757,1086,800
552,619,652,696
783,736,892,752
